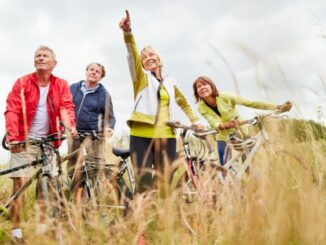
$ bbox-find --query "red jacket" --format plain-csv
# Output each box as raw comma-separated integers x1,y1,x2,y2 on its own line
5,72,76,148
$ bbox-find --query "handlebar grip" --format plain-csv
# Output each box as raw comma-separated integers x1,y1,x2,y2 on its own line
2,132,9,151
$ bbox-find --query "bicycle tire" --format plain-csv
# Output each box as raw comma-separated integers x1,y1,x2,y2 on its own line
69,168,128,222
39,176,64,219
175,169,207,235
173,160,223,234
38,175,65,242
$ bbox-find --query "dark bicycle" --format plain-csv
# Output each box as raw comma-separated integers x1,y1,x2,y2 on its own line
66,131,135,221
0,130,135,237
0,131,71,242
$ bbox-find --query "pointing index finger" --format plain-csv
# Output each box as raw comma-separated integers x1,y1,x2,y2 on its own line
126,10,130,21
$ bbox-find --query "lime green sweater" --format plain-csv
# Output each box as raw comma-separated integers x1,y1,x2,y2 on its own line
198,92,277,141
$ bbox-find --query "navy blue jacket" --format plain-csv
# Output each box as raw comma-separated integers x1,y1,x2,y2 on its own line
70,81,116,132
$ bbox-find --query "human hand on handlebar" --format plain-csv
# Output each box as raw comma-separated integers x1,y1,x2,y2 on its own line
219,118,239,130
119,10,131,32
277,101,292,113
104,127,114,138
191,121,205,131
9,140,24,153
70,127,78,138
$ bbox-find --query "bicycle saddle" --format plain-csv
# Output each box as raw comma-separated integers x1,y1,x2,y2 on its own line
112,147,130,159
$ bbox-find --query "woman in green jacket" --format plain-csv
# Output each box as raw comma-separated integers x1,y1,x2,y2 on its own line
193,76,292,165
119,11,201,193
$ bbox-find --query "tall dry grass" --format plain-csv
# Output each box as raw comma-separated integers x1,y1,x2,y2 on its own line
0,119,325,244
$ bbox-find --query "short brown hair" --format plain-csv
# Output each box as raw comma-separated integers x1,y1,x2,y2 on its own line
86,62,106,78
193,76,219,103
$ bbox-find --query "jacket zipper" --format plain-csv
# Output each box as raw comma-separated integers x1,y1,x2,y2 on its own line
154,83,162,124
76,92,87,125
133,95,142,111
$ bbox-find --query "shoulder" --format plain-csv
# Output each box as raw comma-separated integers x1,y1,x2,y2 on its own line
16,72,36,84
12,73,37,90
70,81,83,90
97,83,109,94
163,72,176,83
219,92,238,101
198,101,208,110
50,75,70,89
51,74,65,82
219,91,235,98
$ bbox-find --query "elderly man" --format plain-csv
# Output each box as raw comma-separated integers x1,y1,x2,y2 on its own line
68,63,116,180
4,46,77,241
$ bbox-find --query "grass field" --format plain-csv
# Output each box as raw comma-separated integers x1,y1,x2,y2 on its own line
0,119,325,244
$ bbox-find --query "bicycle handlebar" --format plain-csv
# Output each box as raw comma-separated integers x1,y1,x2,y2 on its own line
2,131,67,151
166,121,218,137
238,110,284,127
76,131,105,141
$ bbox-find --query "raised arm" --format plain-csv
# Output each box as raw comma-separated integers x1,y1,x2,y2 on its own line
119,10,146,97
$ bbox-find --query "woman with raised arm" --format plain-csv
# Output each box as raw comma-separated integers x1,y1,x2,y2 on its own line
119,10,202,193
193,76,292,166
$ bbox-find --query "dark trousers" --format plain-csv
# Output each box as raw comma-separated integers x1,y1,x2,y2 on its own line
130,136,176,193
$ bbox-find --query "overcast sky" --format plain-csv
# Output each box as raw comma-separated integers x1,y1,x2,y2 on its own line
0,0,325,162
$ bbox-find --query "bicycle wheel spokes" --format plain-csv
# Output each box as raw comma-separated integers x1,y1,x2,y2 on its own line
70,168,127,226
38,176,65,243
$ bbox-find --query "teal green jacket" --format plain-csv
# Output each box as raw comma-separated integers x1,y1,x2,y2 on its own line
198,92,277,140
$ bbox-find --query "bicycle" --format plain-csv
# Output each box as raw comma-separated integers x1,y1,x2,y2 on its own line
66,131,135,221
168,111,290,234
0,131,71,243
0,130,135,237
168,121,223,234
222,111,284,179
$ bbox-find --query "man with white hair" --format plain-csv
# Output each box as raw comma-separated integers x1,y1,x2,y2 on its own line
4,45,77,241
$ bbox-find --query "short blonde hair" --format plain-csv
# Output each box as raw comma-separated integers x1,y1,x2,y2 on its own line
140,46,164,68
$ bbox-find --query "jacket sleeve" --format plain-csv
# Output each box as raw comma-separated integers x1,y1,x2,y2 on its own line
59,79,76,129
174,86,199,123
198,102,222,130
4,78,24,141
227,93,278,110
105,91,116,129
123,31,147,98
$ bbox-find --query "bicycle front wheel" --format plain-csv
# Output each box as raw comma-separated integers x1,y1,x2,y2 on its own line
70,168,127,223
38,175,65,243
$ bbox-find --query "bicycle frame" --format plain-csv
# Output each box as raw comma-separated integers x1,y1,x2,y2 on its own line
223,129,267,179
168,121,219,202
223,111,282,179
68,132,135,211
0,144,65,209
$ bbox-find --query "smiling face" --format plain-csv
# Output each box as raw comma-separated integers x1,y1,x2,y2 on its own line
193,76,219,103
140,47,162,72
34,49,57,72
196,80,213,99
